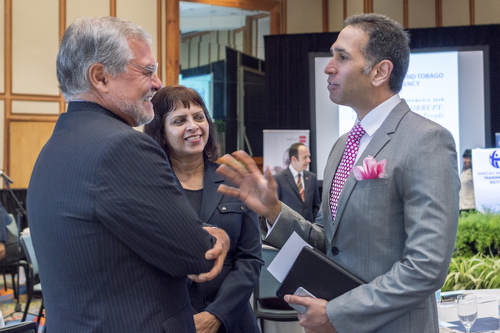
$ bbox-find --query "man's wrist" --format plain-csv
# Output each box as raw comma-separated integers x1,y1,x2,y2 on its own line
267,201,282,224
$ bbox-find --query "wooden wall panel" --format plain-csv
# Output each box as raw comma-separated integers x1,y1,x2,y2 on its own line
199,37,210,66
12,101,60,115
328,0,344,32
408,0,435,28
12,0,59,95
286,0,322,33
210,32,219,61
442,0,468,26
219,31,229,61
475,0,500,25
0,102,4,171
180,41,189,70
257,16,269,59
346,0,364,17
9,121,55,188
117,0,158,61
373,0,404,25
234,30,244,52
66,0,110,27
0,0,4,93
189,38,200,67
161,0,167,82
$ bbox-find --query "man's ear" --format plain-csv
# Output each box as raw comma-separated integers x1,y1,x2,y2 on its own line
88,63,110,92
371,59,393,88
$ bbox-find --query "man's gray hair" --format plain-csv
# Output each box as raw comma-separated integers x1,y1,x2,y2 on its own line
56,16,152,100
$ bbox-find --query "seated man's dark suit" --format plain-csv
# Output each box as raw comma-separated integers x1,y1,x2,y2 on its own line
27,102,216,333
275,168,321,221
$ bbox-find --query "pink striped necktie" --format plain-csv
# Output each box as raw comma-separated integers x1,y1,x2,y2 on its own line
329,123,366,222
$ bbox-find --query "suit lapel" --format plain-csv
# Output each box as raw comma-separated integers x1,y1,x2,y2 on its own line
199,161,224,222
332,101,410,233
321,135,348,237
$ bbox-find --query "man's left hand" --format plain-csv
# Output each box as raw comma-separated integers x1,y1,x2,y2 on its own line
284,295,337,333
0,242,5,261
193,311,221,333
188,226,230,283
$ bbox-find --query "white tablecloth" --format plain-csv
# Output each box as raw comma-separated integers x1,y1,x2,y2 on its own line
438,289,500,332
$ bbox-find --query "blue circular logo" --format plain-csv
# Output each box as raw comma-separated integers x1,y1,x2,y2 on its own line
490,150,500,168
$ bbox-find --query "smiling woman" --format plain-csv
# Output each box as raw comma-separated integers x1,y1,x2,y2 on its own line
143,85,263,333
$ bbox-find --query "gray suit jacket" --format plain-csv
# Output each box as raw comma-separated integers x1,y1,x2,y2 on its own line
275,169,321,221
266,100,459,333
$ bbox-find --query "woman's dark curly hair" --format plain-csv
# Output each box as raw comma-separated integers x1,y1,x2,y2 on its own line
144,85,219,161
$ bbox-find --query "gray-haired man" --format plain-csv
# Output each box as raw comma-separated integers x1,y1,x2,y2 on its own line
28,17,229,333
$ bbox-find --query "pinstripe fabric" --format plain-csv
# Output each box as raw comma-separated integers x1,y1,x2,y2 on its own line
27,101,216,333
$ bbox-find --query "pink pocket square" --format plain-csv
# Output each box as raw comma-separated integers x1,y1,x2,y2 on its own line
353,156,386,181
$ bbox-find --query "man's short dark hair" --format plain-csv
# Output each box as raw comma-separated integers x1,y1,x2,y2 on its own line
288,142,305,160
345,13,410,93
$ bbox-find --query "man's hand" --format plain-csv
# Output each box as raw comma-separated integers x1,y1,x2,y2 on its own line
216,151,282,223
284,295,337,333
0,242,5,261
188,227,230,283
193,311,221,333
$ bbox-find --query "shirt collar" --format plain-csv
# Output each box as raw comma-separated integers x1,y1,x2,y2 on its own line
288,164,301,179
359,94,401,137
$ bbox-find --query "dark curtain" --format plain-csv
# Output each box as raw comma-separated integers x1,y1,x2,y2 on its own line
244,70,266,156
265,24,500,145
225,48,266,154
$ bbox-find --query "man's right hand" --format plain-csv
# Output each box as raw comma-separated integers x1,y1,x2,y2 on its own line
188,226,230,283
216,151,282,224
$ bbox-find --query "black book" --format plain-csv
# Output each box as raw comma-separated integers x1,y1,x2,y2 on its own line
276,246,365,300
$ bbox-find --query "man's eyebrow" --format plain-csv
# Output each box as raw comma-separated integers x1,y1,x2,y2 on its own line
332,47,348,55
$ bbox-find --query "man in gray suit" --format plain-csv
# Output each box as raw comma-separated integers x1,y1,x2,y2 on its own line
275,143,321,222
217,14,459,333
28,17,229,333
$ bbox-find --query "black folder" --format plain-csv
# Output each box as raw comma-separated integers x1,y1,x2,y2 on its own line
276,246,365,300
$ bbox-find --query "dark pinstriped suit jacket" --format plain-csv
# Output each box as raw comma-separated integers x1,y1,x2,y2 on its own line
27,101,216,333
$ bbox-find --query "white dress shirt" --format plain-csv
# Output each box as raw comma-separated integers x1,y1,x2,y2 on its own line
288,165,305,193
355,94,401,162
267,94,401,234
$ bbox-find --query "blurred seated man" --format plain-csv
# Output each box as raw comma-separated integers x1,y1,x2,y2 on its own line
0,203,22,264
459,149,475,212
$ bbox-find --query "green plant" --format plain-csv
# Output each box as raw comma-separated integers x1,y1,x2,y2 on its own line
442,255,500,291
453,212,500,257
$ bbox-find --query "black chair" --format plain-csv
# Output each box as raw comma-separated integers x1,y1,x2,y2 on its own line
0,214,27,311
0,322,37,332
19,233,44,329
253,244,298,333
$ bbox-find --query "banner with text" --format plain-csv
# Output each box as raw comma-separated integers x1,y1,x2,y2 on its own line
263,130,310,175
472,148,500,213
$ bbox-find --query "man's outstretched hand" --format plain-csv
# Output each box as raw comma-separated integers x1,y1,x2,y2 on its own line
216,151,282,224
188,226,230,283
